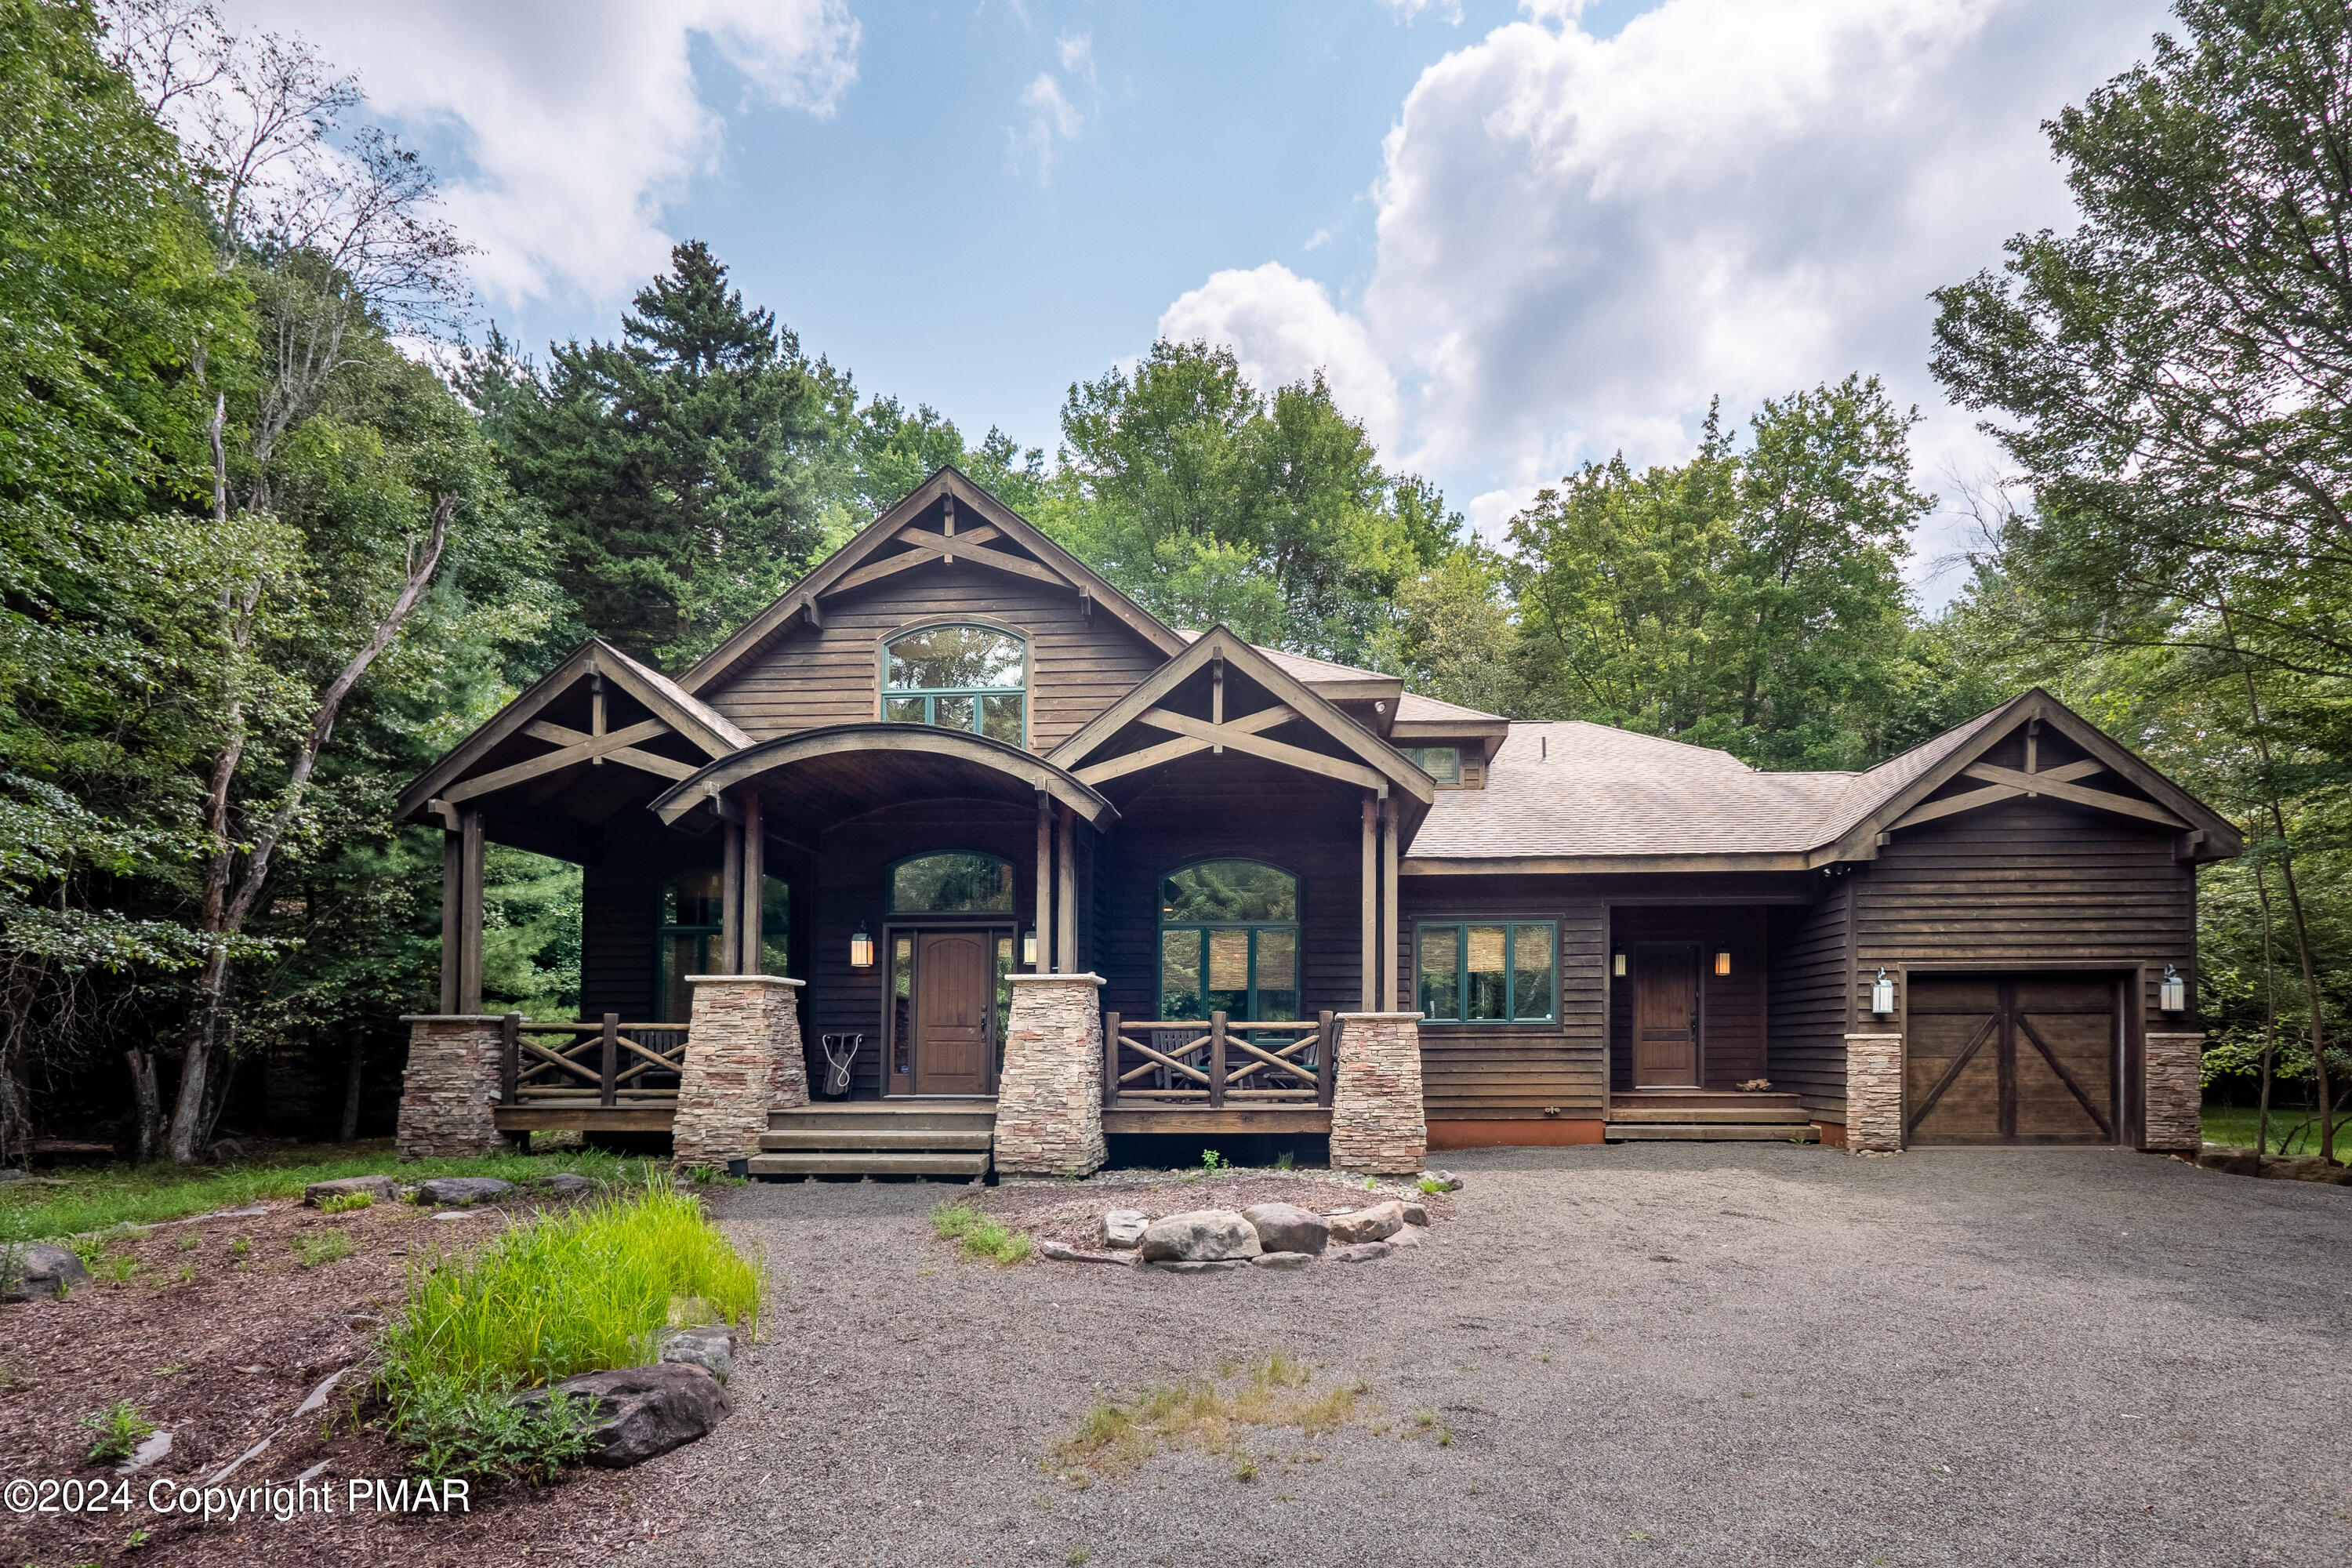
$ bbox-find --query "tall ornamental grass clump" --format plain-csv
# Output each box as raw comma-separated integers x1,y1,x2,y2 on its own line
377,1181,762,1481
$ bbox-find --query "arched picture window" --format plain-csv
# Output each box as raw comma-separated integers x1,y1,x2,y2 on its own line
657,869,789,1022
1158,860,1300,1022
882,626,1025,744
888,852,1015,914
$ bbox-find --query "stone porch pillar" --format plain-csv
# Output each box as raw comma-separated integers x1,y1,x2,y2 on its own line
673,975,807,1168
396,1014,508,1160
1845,1033,1904,1152
995,973,1106,1177
2143,1033,2205,1153
1330,1012,1426,1174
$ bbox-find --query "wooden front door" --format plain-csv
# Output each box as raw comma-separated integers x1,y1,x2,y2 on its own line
1906,975,2118,1145
1632,945,1700,1087
913,931,993,1096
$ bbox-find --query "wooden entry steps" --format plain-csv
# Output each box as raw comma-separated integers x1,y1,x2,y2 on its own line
1605,1092,1818,1144
749,1099,997,1180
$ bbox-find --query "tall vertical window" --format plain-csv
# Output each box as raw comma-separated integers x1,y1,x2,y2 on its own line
882,626,1025,745
1158,861,1300,1022
657,870,789,1022
1417,921,1555,1023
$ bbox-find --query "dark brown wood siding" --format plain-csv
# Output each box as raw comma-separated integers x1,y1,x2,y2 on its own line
1766,877,1852,1114
1604,905,1768,1091
699,567,1167,753
1094,753,1367,1026
1855,794,2197,1029
1397,875,1608,1121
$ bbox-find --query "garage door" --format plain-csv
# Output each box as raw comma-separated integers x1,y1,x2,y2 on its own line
1905,975,2120,1145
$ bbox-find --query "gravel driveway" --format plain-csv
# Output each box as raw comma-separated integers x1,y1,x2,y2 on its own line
619,1145,2352,1568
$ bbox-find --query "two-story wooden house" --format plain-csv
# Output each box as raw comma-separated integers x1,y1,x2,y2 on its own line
392,467,2236,1178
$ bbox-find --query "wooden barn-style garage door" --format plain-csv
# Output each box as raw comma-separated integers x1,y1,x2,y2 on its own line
1906,975,2122,1145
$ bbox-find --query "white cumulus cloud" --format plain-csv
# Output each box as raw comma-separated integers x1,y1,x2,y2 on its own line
1011,30,1095,181
220,0,859,307
1164,0,2173,565
1157,263,1402,452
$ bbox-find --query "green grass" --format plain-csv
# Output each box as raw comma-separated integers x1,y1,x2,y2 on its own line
380,1179,760,1392
318,1191,374,1214
931,1201,1030,1264
0,1141,658,1244
293,1231,355,1268
2202,1106,2352,1162
83,1400,155,1465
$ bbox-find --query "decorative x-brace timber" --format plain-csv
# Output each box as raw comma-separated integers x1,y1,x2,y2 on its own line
441,717,696,804
1890,757,2186,831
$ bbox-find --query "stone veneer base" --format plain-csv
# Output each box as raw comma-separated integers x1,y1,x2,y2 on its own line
2143,1032,2205,1152
995,974,1106,1178
396,1014,509,1161
1845,1033,1904,1153
673,975,808,1167
1330,1012,1427,1174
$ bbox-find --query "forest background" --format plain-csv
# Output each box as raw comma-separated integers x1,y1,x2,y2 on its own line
2,0,2343,1162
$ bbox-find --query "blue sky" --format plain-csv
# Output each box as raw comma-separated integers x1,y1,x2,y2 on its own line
228,0,2180,597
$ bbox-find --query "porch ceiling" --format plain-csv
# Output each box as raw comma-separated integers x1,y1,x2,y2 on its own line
648,723,1119,833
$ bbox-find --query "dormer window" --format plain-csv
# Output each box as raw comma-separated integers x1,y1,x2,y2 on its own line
883,626,1025,745
1400,746,1461,784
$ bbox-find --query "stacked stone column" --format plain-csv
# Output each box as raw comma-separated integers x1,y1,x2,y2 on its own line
1844,1033,1905,1152
673,975,808,1167
994,974,1106,1177
396,1014,508,1160
2143,1032,2204,1152
1330,1012,1427,1174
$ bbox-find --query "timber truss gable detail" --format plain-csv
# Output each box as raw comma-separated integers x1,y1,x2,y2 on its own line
676,465,1185,697
1047,626,1437,806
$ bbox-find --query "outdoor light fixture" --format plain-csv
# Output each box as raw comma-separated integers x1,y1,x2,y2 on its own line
1022,927,1039,967
848,925,874,970
1612,953,1627,978
1871,967,1895,1015
1714,950,1732,977
2160,964,2186,1013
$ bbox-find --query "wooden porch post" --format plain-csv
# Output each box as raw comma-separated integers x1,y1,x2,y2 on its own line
1034,789,1053,973
1055,802,1076,973
1379,792,1399,1011
739,792,765,973
439,826,462,1013
457,807,485,1014
1359,794,1377,1012
720,811,743,976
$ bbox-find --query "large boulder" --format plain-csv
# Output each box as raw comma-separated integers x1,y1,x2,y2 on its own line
1039,1241,1141,1267
657,1325,737,1385
1098,1210,1149,1250
414,1176,514,1207
1325,1200,1404,1245
1327,1240,1394,1264
1248,1251,1314,1271
1241,1203,1328,1256
304,1174,397,1207
537,1172,594,1194
517,1363,731,1467
1138,1209,1261,1263
3,1242,89,1301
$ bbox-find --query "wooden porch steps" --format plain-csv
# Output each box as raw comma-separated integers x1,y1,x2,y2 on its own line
750,1099,997,1180
1605,1092,1818,1143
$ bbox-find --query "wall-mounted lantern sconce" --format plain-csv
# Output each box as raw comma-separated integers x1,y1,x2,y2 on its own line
1611,953,1627,978
2160,964,2186,1013
1871,967,1896,1015
848,925,874,970
1714,950,1732,977
1022,927,1039,967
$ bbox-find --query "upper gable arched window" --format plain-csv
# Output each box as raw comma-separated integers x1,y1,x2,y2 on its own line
883,625,1025,745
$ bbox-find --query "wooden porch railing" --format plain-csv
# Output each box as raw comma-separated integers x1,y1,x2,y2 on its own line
498,1013,691,1109
1101,1011,1335,1109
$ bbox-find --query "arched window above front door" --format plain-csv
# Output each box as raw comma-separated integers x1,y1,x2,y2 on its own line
882,625,1025,745
1158,860,1300,1022
889,852,1015,914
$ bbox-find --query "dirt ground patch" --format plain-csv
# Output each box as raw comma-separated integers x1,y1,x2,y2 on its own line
0,1182,698,1568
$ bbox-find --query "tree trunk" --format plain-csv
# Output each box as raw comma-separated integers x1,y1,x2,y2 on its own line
339,1034,365,1142
2238,662,2332,1163
125,1047,164,1164
168,949,231,1163
2252,851,2279,1167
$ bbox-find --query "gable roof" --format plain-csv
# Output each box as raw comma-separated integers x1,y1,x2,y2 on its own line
1167,630,1403,704
677,465,1185,697
1049,625,1436,806
395,638,748,825
1402,690,2240,872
